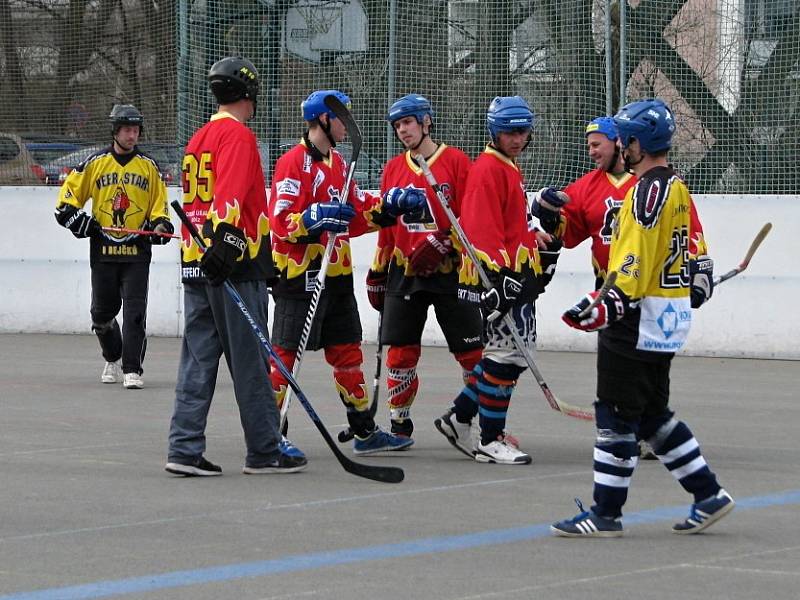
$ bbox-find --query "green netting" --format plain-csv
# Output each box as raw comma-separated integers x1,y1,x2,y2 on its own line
1,0,797,192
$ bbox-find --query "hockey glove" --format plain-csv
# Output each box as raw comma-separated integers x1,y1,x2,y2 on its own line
562,287,626,332
481,267,524,323
537,236,562,292
365,269,387,312
55,204,101,239
409,230,454,276
200,222,246,286
382,186,427,217
148,219,175,245
689,255,714,308
531,187,570,234
301,201,356,234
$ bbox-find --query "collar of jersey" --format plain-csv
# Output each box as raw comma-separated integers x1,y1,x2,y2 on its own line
484,145,519,171
604,170,634,188
210,111,241,123
404,144,447,174
300,137,334,167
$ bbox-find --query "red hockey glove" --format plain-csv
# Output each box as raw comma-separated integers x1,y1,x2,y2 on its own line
562,287,625,332
365,269,387,311
409,230,454,276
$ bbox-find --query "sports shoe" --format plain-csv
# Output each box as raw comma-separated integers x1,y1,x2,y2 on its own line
551,498,624,538
434,409,476,458
353,427,414,455
278,435,306,459
672,488,735,534
242,452,308,474
474,438,532,465
123,372,144,389
101,361,121,384
165,455,222,477
639,440,657,460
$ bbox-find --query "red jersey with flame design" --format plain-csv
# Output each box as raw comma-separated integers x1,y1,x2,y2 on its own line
179,112,274,283
456,145,544,304
371,145,470,296
560,168,708,287
269,140,390,297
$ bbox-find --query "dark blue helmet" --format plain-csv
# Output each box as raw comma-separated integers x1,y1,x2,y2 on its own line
486,96,534,142
613,98,675,153
302,90,351,122
386,94,434,125
585,116,618,141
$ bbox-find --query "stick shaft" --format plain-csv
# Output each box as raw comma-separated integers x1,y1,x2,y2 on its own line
102,226,179,239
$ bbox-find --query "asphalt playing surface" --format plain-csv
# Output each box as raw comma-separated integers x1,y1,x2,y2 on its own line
2,333,798,599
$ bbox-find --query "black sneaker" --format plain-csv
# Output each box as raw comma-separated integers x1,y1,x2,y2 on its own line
165,456,222,477
242,452,308,474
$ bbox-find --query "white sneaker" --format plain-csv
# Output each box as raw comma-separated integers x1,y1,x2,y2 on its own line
434,409,476,458
475,438,532,465
123,372,144,389
101,361,121,384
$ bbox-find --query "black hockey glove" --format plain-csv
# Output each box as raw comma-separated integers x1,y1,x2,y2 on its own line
537,236,562,292
481,267,524,323
147,218,175,245
689,255,714,308
200,222,246,286
531,187,569,234
55,204,101,239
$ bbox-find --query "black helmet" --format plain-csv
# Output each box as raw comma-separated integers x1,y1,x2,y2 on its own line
109,104,143,133
208,57,260,105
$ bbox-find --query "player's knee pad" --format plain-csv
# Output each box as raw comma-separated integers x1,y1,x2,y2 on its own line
639,410,675,450
386,345,421,369
482,358,526,382
594,401,638,460
91,318,117,335
269,346,297,389
325,342,362,369
273,384,288,410
334,365,369,412
454,348,482,384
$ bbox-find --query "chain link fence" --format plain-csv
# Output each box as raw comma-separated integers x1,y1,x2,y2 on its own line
1,0,797,192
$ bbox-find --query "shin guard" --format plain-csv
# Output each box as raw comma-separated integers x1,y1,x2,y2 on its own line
592,402,639,519
386,345,421,428
476,359,525,445
326,343,370,413
648,418,721,503
454,347,482,385
269,346,297,406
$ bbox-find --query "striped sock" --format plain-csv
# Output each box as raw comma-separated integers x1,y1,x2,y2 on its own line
650,419,720,503
592,431,638,518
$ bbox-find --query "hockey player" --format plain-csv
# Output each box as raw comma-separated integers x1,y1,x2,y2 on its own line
551,98,732,537
366,93,483,441
532,116,713,459
55,104,173,390
433,96,561,465
166,57,306,477
269,90,426,455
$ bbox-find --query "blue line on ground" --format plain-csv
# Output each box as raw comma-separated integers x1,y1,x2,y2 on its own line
3,489,799,600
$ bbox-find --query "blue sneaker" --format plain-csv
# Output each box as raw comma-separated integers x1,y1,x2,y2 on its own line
353,427,414,455
551,498,623,538
673,488,734,534
279,435,306,459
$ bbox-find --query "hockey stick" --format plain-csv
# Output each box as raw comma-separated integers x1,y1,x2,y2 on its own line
578,271,618,318
714,222,772,286
278,94,364,431
415,154,593,421
171,200,403,484
338,310,383,443
102,226,179,239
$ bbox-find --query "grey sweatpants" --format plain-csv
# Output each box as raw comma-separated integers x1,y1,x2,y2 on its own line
167,280,280,465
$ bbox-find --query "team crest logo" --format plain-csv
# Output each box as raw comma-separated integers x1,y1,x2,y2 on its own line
111,186,131,227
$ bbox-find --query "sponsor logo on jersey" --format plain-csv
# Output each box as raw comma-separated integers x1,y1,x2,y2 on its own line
277,177,301,197
274,199,293,216
312,169,325,196
637,296,691,352
303,153,313,173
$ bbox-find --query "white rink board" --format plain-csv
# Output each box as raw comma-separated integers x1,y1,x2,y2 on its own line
1,187,797,359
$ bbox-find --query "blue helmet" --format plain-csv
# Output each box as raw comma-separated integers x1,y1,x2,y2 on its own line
301,90,351,122
486,96,534,142
386,94,434,125
613,98,675,153
585,116,618,141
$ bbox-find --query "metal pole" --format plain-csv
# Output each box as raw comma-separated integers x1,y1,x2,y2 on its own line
604,0,613,115
619,0,627,108
386,0,397,164
177,0,189,145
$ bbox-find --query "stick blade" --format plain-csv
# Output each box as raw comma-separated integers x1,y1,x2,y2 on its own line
741,222,772,268
342,459,405,484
